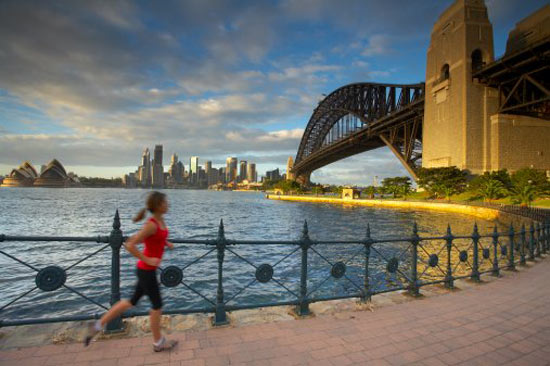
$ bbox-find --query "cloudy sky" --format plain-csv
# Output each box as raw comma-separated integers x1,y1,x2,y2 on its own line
0,0,546,184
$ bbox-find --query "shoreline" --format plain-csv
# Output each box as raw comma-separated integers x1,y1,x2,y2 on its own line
266,194,502,221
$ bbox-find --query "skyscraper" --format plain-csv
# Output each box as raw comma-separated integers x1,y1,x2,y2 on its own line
247,163,256,182
190,156,199,184
152,145,164,188
239,161,247,182
169,153,183,184
226,157,237,183
205,160,212,174
154,145,163,166
138,148,152,187
286,156,294,180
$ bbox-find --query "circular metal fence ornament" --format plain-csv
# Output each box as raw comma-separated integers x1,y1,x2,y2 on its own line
482,248,490,259
501,246,507,256
255,264,273,283
161,266,183,287
387,257,399,274
459,250,468,262
35,266,66,292
331,262,346,279
428,254,439,267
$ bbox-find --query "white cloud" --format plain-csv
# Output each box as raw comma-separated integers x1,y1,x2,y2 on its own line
361,35,394,57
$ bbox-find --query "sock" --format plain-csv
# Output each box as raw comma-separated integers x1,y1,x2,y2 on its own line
94,320,103,331
154,337,165,347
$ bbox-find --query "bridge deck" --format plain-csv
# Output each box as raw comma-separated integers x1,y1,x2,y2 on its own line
1,257,549,365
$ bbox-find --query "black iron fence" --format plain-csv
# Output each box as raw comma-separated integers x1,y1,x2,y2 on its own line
1,210,549,330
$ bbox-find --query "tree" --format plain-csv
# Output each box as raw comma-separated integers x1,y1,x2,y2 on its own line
417,167,467,200
381,177,412,198
312,186,324,196
511,183,537,207
477,179,506,202
469,170,512,192
363,186,377,199
330,185,343,196
511,168,550,195
274,180,302,194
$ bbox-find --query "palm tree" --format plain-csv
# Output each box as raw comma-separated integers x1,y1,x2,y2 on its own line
364,186,376,199
478,179,506,202
511,183,537,207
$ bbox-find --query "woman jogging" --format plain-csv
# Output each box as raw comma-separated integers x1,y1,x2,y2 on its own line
84,191,177,352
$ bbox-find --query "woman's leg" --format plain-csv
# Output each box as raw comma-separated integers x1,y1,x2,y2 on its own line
147,273,163,343
99,300,133,327
149,308,162,342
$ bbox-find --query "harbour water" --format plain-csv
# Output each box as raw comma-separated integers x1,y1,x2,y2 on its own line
0,188,515,320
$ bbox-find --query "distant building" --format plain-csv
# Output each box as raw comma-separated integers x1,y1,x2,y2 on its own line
219,167,226,183
152,145,164,188
138,148,152,188
266,168,281,182
207,167,219,186
169,153,184,184
247,163,256,182
34,159,75,188
226,157,237,182
1,161,39,187
286,156,294,180
190,156,199,185
239,161,247,182
123,172,138,188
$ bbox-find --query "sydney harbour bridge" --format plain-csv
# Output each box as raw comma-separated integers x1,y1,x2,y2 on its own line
291,2,550,184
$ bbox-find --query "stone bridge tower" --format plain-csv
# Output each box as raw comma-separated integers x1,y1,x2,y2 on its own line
423,0,498,174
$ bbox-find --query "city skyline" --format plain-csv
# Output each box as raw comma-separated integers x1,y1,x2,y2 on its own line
124,144,268,188
0,0,547,185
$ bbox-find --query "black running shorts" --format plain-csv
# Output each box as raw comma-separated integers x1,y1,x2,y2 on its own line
129,268,163,310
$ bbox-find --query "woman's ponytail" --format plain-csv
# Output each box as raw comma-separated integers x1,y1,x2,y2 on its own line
133,191,166,222
133,208,147,222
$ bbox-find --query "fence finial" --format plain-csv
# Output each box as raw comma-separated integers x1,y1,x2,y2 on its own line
113,209,121,230
217,219,225,240
302,220,309,237
472,222,479,238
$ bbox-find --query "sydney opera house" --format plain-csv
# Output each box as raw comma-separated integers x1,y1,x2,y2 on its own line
1,159,79,188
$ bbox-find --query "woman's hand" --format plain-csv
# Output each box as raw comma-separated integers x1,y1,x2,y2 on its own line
143,256,161,267
166,241,174,250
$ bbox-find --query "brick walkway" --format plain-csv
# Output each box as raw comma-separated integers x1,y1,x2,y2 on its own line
2,258,549,366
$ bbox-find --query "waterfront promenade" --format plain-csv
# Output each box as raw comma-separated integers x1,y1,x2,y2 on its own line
1,257,549,366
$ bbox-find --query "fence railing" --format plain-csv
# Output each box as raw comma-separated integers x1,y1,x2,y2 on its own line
1,210,549,330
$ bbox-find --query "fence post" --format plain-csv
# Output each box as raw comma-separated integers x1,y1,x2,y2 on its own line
213,219,229,326
529,221,535,261
106,210,124,332
409,222,420,296
508,224,516,271
471,223,480,282
492,225,500,277
545,221,549,253
296,220,311,316
536,223,542,257
445,224,454,289
520,224,527,266
361,224,372,303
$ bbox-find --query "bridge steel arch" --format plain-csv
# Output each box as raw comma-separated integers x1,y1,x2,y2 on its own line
292,82,425,184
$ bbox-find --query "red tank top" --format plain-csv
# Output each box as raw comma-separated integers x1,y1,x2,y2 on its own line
137,217,168,270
